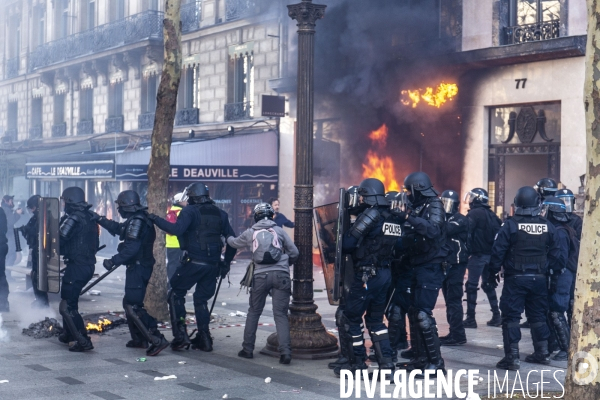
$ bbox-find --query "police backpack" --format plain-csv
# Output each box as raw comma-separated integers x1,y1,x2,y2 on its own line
252,228,283,264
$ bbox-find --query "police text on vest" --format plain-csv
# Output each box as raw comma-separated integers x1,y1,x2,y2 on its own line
382,223,402,236
517,224,548,235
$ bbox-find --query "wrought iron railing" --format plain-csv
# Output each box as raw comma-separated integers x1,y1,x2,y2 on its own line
505,20,560,45
77,120,94,135
29,125,43,139
181,1,201,33
175,108,199,126
4,129,18,142
5,57,19,79
224,102,252,121
29,11,163,72
226,0,256,21
138,113,155,130
106,115,124,133
52,122,67,137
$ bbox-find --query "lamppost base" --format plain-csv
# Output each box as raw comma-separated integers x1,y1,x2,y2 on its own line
260,305,339,359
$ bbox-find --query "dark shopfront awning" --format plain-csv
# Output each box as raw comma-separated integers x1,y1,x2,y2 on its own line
115,131,278,183
26,155,115,179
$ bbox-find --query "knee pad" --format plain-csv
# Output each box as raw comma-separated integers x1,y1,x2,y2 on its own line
59,299,69,317
465,282,478,293
417,311,432,330
549,312,561,326
387,305,402,322
369,327,390,342
338,311,352,333
335,307,344,328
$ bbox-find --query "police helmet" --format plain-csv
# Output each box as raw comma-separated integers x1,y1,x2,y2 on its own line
441,190,460,215
357,178,388,206
534,178,558,199
27,195,41,210
403,172,438,203
385,191,399,206
61,187,86,204
556,188,576,213
254,202,275,222
185,182,211,204
115,190,144,213
513,186,541,216
347,186,360,209
541,196,569,222
464,188,489,206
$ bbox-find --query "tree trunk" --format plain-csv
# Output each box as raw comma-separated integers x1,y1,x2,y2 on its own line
144,0,182,322
565,0,600,396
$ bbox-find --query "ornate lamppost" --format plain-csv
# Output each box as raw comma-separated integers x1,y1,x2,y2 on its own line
262,0,338,359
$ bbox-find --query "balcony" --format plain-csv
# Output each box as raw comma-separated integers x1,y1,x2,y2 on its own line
5,57,19,79
52,122,67,137
29,11,163,72
3,129,18,143
29,125,43,139
505,20,560,45
226,0,256,21
106,115,124,133
138,112,155,130
181,1,202,33
77,120,94,135
175,108,199,126
224,102,252,121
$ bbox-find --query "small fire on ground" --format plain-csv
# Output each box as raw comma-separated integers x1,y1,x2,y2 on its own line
401,82,458,108
86,318,112,333
362,124,400,192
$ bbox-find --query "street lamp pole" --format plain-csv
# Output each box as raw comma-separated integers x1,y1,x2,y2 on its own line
262,0,338,359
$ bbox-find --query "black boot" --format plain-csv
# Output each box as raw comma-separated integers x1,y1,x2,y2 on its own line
485,289,502,327
549,312,570,361
414,311,445,377
525,340,551,365
463,287,478,328
191,326,213,352
58,331,73,344
496,343,520,370
146,329,170,356
487,312,502,327
170,323,192,350
69,336,94,352
334,360,368,378
397,309,426,369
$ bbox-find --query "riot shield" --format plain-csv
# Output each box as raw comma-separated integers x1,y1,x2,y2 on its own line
38,197,61,293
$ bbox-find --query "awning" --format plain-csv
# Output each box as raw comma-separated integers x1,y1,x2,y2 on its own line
26,157,115,179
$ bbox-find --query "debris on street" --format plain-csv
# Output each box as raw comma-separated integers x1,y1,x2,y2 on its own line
22,318,64,338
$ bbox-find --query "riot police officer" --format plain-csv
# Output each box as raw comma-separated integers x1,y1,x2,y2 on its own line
440,190,469,346
21,195,49,308
395,172,447,375
541,197,575,361
535,178,559,201
463,188,502,328
95,190,169,356
334,178,402,377
488,186,563,370
0,204,8,312
58,187,99,352
149,182,236,352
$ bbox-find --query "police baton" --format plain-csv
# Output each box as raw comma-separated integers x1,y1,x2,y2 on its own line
209,276,223,316
81,263,118,296
384,288,396,316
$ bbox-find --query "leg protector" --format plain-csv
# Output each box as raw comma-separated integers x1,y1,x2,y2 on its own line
59,300,88,347
386,305,404,351
497,327,520,370
168,290,191,349
368,326,394,369
329,308,350,369
525,322,551,365
417,311,443,368
464,282,478,317
191,325,213,352
549,312,570,352
124,303,161,346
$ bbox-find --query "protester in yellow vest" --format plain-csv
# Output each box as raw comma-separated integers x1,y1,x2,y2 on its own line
166,192,187,284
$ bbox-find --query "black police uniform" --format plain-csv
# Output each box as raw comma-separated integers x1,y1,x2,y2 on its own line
152,201,236,350
489,214,563,369
441,211,469,344
464,202,502,326
0,207,8,311
98,210,167,353
22,206,49,306
340,205,401,372
58,204,98,350
387,252,412,352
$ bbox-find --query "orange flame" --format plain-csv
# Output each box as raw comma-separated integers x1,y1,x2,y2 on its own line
362,124,400,192
86,318,112,332
401,82,458,108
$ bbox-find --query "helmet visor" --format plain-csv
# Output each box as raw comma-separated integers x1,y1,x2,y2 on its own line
441,197,458,214
390,192,409,212
561,196,575,213
540,203,549,218
463,190,489,205
348,191,360,209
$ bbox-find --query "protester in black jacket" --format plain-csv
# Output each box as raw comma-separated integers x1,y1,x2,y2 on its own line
0,206,8,311
463,188,502,329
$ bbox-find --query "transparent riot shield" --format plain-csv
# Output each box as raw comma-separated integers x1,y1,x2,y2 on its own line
38,197,61,293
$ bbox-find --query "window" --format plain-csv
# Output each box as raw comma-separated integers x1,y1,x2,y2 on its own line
33,6,45,48
110,0,125,21
141,75,158,113
145,0,159,11
32,98,43,128
80,88,93,121
227,53,254,105
109,82,124,117
9,17,21,59
60,0,69,38
54,94,66,124
510,0,560,26
7,102,18,131
80,0,95,31
178,67,197,109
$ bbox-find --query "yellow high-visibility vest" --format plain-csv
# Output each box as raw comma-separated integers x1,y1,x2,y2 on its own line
165,205,182,248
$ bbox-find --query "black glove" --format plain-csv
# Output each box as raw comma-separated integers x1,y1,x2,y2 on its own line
219,261,231,279
103,259,115,271
391,209,408,221
89,211,101,221
487,271,501,290
146,213,159,222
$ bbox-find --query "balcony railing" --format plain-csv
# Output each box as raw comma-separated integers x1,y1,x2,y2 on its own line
29,125,43,139
175,108,199,126
29,11,163,72
138,112,155,130
77,120,94,135
505,20,560,45
4,129,18,143
181,1,202,33
5,57,19,79
106,115,124,133
224,102,252,121
226,0,256,21
52,122,67,137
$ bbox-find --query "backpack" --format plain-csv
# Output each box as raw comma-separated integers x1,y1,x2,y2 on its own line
252,228,283,264
485,209,502,245
557,225,580,273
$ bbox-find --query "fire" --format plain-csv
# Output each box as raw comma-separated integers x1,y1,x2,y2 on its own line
86,318,112,333
401,82,458,108
362,124,400,192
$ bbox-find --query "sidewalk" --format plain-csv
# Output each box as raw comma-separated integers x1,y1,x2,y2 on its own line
0,259,567,399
